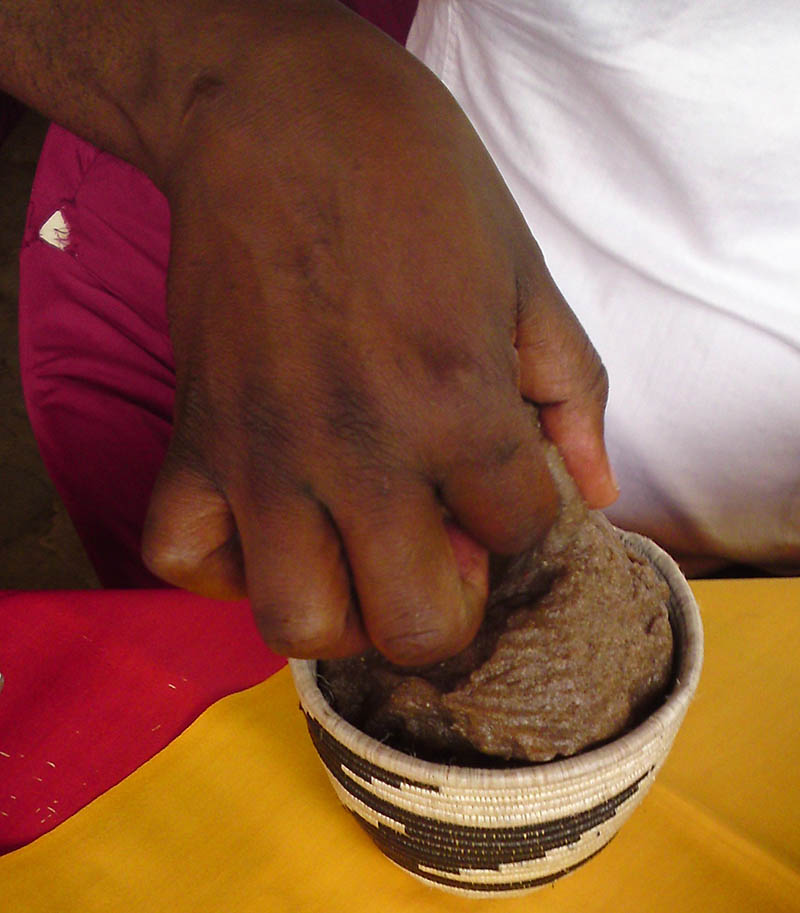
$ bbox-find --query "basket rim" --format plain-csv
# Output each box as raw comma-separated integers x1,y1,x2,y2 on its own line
290,531,703,789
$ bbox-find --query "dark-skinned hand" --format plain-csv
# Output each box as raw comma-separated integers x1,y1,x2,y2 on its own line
134,4,616,665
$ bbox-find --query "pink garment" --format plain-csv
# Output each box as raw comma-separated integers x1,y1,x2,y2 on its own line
17,3,417,588
343,0,417,44
19,126,174,587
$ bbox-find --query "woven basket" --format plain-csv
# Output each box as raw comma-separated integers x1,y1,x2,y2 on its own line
290,532,703,897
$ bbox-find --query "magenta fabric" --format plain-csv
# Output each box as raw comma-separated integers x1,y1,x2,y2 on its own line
19,124,174,587
341,0,418,43
0,589,285,854
17,2,417,588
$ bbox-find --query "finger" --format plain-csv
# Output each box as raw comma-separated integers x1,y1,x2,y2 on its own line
234,491,369,659
539,395,618,508
437,406,559,555
515,273,618,508
336,480,488,666
142,464,246,600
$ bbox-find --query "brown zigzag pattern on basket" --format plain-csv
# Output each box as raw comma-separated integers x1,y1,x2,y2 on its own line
341,764,647,872
306,716,440,792
371,832,614,893
306,713,651,872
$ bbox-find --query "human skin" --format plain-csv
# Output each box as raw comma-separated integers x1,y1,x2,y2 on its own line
0,0,617,664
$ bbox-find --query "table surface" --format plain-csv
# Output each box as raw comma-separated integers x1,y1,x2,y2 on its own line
0,579,798,912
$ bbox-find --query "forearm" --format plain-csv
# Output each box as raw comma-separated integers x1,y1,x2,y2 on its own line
0,0,354,185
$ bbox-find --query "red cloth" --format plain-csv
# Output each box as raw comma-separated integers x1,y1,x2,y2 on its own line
0,590,284,854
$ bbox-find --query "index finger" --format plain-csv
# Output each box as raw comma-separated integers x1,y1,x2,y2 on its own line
333,478,488,666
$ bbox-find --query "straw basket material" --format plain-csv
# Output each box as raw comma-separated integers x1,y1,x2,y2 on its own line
290,532,703,897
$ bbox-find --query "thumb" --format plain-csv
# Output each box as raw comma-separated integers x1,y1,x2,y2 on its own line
515,273,618,509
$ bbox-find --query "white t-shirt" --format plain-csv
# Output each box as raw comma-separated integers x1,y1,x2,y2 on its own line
407,0,800,568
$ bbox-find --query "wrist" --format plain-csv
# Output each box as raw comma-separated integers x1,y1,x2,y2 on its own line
0,0,365,186
160,2,434,198
147,1,382,190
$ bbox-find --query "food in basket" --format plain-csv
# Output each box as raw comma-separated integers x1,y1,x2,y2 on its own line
319,444,673,764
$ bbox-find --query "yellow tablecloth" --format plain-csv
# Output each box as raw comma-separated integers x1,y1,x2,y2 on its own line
2,579,799,912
